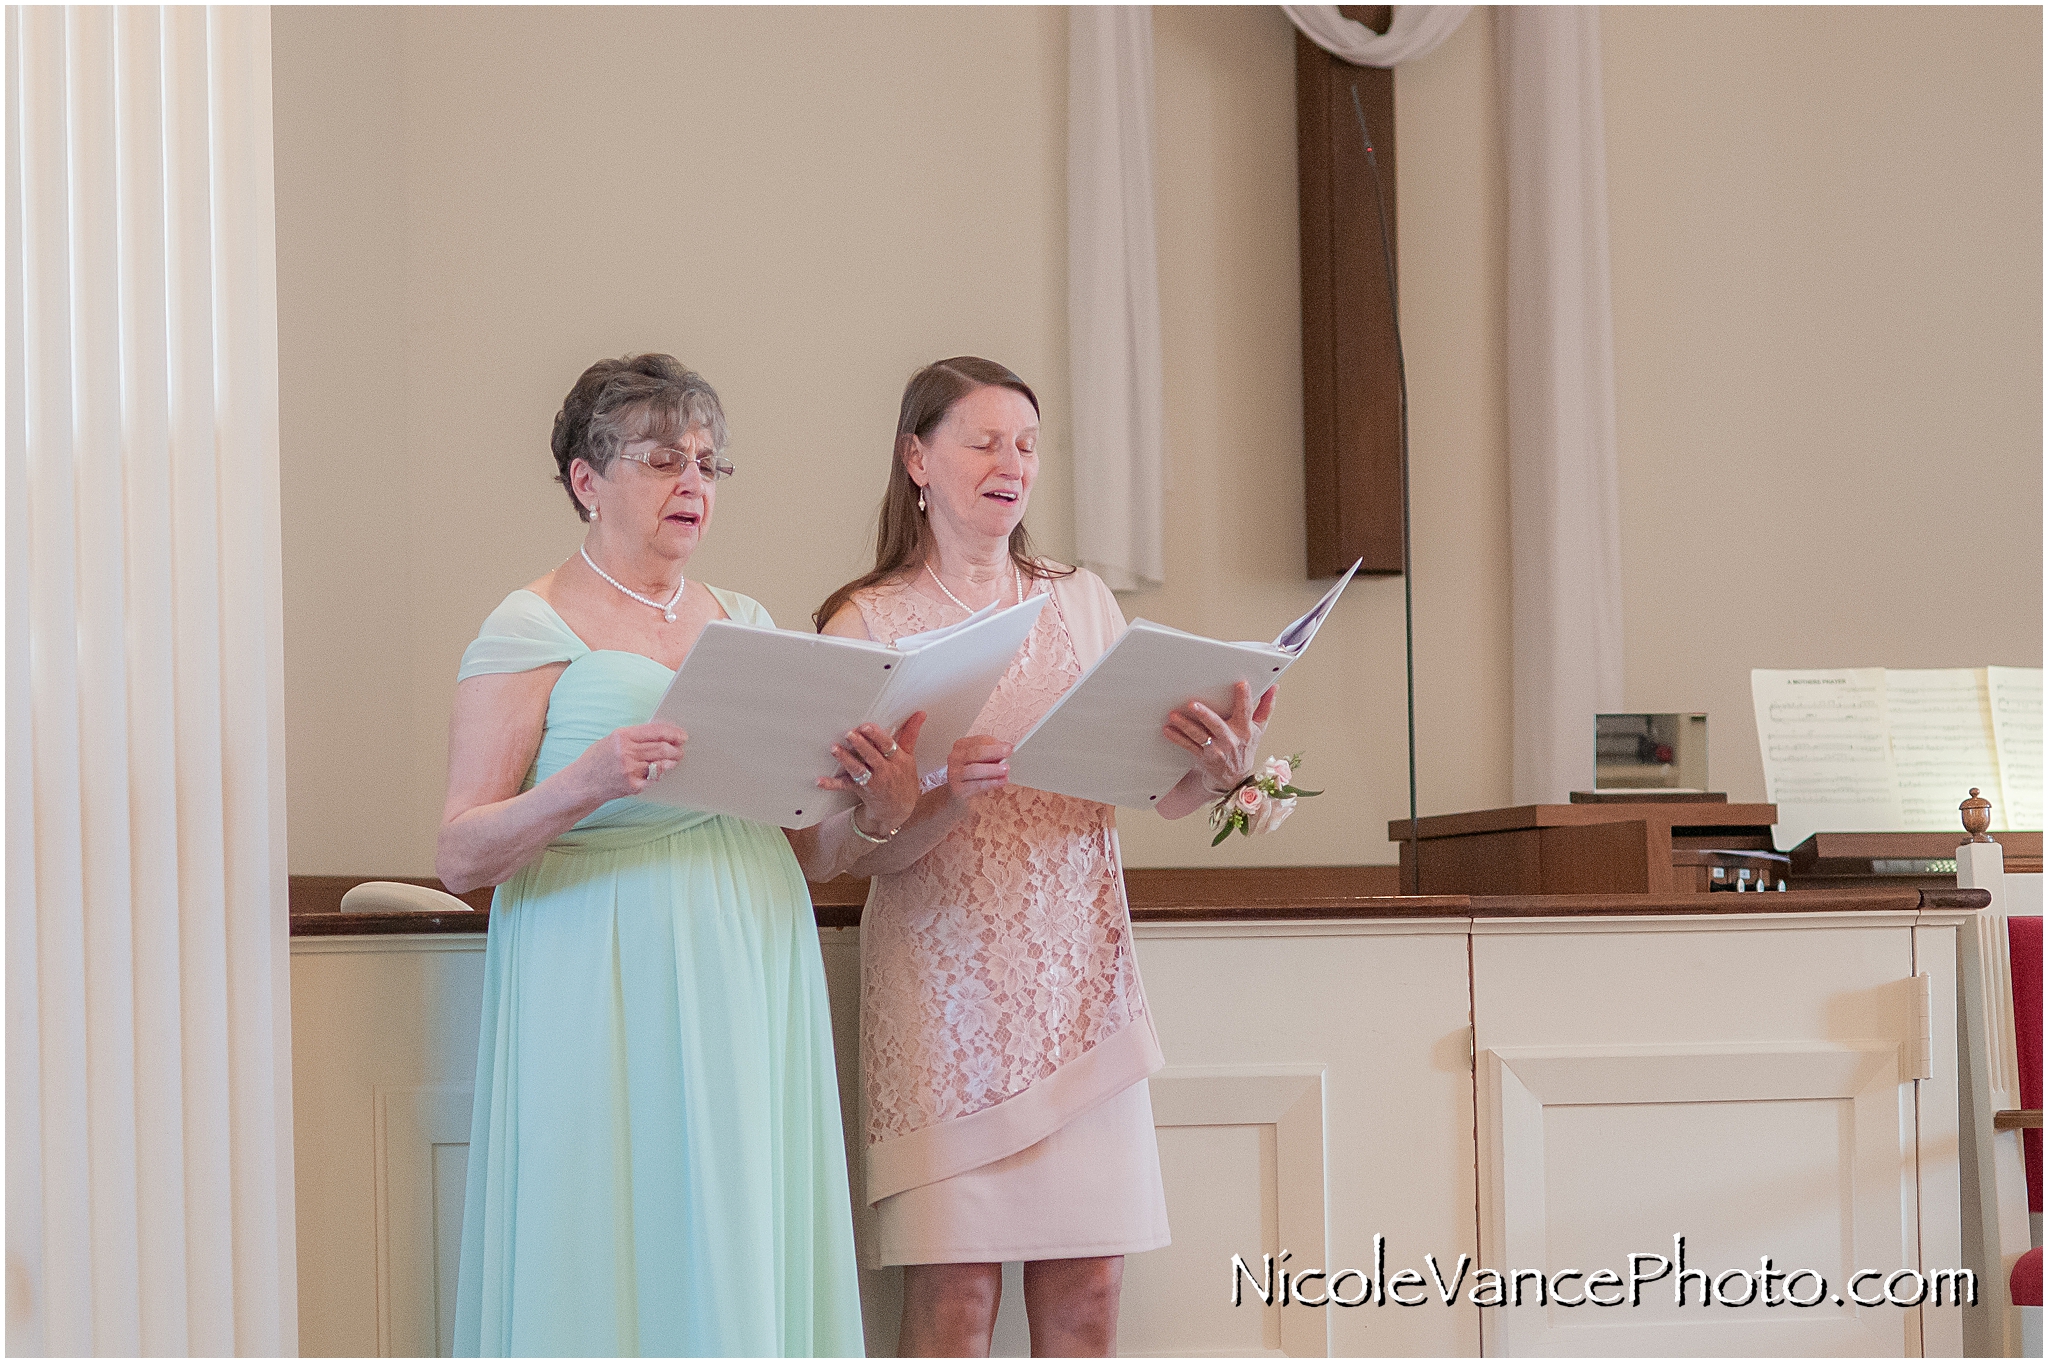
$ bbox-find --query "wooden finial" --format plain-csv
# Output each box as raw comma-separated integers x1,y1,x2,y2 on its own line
1959,787,1994,843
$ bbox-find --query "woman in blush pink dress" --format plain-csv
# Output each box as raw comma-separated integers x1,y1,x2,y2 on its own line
802,358,1276,1356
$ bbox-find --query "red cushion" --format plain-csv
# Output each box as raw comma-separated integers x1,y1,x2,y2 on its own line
2013,1246,2043,1308
2010,917,2042,1214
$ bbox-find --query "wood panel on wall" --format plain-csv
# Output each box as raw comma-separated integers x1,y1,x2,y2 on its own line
1297,6,1403,579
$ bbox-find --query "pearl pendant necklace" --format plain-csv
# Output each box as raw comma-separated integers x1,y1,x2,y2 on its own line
581,545,685,622
926,559,1024,615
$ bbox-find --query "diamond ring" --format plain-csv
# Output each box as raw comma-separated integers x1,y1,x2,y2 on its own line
647,761,659,781
852,768,871,787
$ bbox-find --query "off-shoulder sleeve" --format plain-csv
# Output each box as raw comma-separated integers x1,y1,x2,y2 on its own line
457,590,589,680
707,585,775,630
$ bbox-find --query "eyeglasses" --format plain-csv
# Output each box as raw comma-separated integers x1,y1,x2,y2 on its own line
618,445,736,482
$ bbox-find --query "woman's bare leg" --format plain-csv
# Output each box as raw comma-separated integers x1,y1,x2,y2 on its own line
899,1261,1003,1357
1022,1256,1124,1357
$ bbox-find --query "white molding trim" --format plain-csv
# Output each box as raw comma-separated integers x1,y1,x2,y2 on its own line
1146,1065,1329,1358
1136,918,1469,941
1478,1041,1915,1356
1965,913,2022,1111
291,934,486,956
1470,911,1925,936
372,1084,473,1358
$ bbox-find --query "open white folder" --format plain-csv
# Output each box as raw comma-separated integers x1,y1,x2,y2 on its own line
641,594,1046,827
1005,561,1361,808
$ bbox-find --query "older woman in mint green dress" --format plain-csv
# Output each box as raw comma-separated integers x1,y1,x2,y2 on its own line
441,354,921,1356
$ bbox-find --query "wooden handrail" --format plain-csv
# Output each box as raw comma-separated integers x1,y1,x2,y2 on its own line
288,874,1990,937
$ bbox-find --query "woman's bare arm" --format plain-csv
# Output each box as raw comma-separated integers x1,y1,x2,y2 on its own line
435,666,686,893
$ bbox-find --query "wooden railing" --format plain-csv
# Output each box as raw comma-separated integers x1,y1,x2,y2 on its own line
287,868,1985,937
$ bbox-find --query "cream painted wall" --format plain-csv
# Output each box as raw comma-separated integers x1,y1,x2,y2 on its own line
1602,6,2043,803
274,6,1507,874
274,6,2038,878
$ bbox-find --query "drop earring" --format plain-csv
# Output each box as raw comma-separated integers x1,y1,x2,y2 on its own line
917,487,927,514
589,504,599,520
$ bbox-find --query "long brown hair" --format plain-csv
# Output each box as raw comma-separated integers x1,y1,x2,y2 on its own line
813,357,1073,631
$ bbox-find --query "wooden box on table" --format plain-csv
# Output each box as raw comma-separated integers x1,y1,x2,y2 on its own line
1387,797,1782,895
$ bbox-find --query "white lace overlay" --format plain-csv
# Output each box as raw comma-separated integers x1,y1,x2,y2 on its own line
856,576,1148,1145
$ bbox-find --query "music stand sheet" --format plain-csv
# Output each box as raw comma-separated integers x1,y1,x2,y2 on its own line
1751,664,2046,849
640,595,1044,828
1988,666,2045,832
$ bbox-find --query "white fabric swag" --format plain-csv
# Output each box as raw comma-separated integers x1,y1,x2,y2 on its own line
1071,5,1623,797
1281,3,1624,801
1068,7,1166,593
1065,5,1468,594
1282,4,1472,67
7,6,298,1355
1497,6,1624,801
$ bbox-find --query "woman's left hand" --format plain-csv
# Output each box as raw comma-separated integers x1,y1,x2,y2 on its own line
818,712,927,832
1164,682,1277,794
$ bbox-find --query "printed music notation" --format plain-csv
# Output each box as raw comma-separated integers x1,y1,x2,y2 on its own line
1989,666,2043,831
1752,666,2043,851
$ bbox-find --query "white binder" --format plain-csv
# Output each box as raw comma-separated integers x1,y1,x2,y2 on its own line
1006,562,1361,808
641,594,1046,827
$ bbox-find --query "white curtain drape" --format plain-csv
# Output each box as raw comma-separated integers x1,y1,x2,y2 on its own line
1068,6,1166,593
6,7,296,1355
1498,6,1623,802
1281,4,1471,67
1065,6,1471,594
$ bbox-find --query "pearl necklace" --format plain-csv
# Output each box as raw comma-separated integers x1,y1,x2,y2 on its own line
581,545,686,622
926,559,1024,615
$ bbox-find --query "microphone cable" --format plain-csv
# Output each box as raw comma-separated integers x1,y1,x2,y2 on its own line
1348,82,1421,896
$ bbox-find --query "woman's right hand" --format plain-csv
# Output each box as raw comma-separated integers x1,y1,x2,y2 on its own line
572,722,688,802
946,734,1013,802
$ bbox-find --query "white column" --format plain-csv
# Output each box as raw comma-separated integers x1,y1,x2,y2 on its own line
1498,6,1624,802
5,8,296,1354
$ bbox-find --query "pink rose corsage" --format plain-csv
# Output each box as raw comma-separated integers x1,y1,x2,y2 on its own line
1209,753,1322,846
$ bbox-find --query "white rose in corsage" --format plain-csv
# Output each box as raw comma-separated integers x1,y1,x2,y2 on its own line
1209,752,1321,846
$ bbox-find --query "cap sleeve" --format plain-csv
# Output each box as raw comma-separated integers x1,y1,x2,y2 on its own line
457,590,589,680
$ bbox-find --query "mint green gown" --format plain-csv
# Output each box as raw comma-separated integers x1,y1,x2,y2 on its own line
451,588,864,1358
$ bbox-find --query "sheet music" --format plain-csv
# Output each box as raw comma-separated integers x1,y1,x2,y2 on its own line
1006,626,1298,807
870,596,1048,780
1987,666,2044,832
641,595,1044,827
1008,565,1360,808
1270,560,1361,653
1886,668,2005,830
1751,668,1901,851
645,625,895,826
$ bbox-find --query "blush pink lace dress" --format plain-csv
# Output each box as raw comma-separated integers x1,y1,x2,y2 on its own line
851,566,1171,1265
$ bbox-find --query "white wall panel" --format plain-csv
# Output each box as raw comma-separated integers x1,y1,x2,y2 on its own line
292,912,1963,1358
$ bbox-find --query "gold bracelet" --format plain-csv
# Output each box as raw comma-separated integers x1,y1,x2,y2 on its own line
849,808,899,845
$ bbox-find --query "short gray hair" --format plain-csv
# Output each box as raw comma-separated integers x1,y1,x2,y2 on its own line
550,354,729,521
